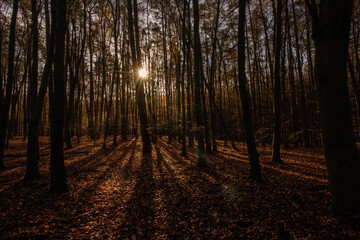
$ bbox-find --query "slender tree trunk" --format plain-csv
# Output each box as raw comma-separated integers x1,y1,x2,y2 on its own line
25,0,55,180
0,0,18,169
127,0,151,154
98,16,107,140
201,62,211,153
22,36,33,141
103,67,115,148
291,0,309,147
259,0,274,89
247,12,259,129
161,9,172,144
181,0,187,157
193,0,207,167
176,51,181,143
208,0,221,152
239,0,263,183
50,0,68,193
121,50,128,141
271,0,283,163
285,0,299,146
88,10,95,139
64,25,74,148
186,4,194,148
112,1,120,146
305,12,316,146
65,2,87,148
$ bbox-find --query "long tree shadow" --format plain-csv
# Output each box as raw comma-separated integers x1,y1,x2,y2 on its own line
152,142,252,238
152,144,195,237
68,140,136,197
0,140,135,237
118,152,156,239
121,140,137,180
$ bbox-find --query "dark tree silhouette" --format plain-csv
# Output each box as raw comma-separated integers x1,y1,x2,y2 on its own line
238,0,263,183
271,0,283,163
25,0,55,180
305,0,360,214
127,0,152,154
193,0,208,167
0,0,18,169
49,0,68,193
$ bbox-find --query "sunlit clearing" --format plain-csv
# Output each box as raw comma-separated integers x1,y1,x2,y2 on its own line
139,68,147,78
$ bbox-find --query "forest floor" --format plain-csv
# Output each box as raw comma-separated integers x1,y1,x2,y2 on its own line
1,137,360,239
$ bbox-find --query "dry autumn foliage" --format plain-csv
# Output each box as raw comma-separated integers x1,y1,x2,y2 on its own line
1,137,359,239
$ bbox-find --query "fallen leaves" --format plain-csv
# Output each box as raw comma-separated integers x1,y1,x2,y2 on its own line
0,137,359,239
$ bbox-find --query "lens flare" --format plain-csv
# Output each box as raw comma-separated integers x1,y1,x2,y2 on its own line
139,68,147,78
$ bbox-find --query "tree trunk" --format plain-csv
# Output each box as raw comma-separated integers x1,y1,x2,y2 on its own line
193,0,207,167
50,0,68,193
88,10,95,139
0,0,18,169
181,0,187,157
271,0,283,163
285,0,299,146
161,9,172,144
259,0,274,89
112,1,120,146
65,2,87,148
239,0,263,183
291,0,309,147
176,50,181,143
127,0,151,154
121,51,129,141
208,0,221,152
25,0,55,180
306,0,360,214
186,3,194,148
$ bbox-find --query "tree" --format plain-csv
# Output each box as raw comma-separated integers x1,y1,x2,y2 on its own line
112,0,120,146
88,7,95,139
127,0,152,154
25,0,55,180
291,0,309,147
181,0,187,157
193,0,208,167
305,0,360,214
271,0,283,163
238,0,263,183
64,0,87,149
50,0,68,193
208,0,221,152
0,0,19,169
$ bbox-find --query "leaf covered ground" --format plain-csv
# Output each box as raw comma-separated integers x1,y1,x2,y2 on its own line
1,137,359,239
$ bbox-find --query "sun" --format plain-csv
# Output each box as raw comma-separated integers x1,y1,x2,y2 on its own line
138,68,147,78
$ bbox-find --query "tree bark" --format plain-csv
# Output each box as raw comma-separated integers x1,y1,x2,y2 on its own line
271,0,283,163
88,9,95,139
25,0,55,180
186,2,194,148
239,0,263,183
305,0,360,214
181,0,187,157
291,0,309,147
0,0,18,169
193,0,208,167
127,0,151,154
285,0,299,146
113,1,120,146
50,0,68,193
65,1,87,149
208,0,221,152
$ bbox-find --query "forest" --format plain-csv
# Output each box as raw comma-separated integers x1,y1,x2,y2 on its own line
1,0,360,238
